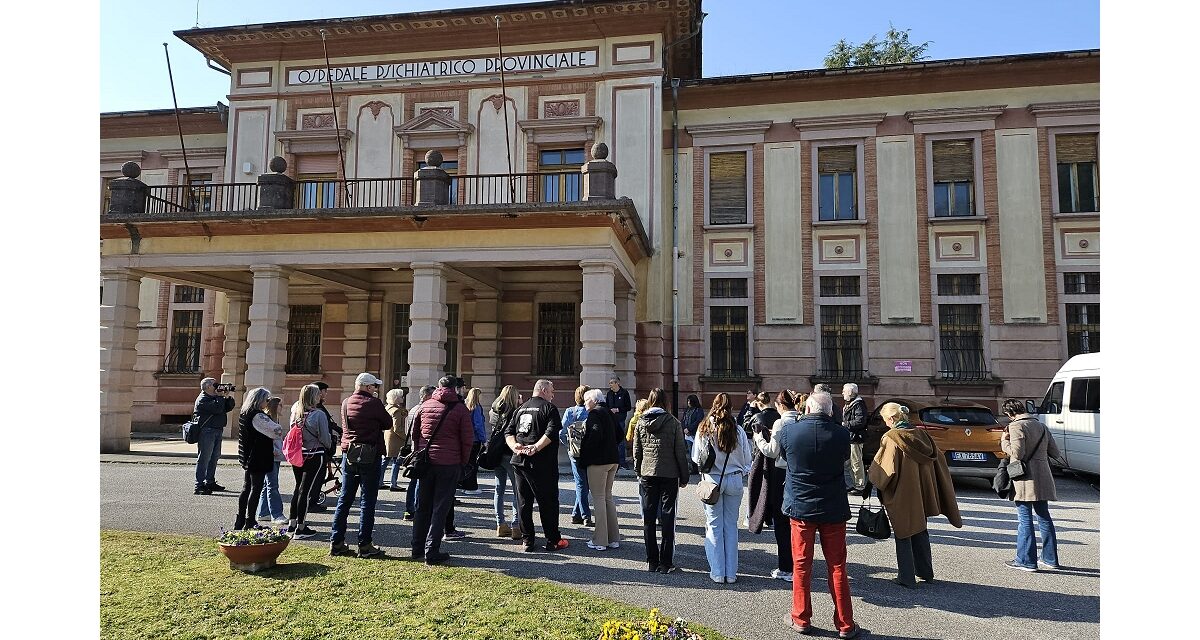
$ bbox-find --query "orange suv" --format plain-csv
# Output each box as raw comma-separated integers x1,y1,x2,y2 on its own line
861,398,1005,479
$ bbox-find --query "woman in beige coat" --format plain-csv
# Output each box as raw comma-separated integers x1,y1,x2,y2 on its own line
868,402,962,588
382,388,409,492
1000,398,1063,572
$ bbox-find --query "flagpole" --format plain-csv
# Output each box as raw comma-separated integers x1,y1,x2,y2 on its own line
494,16,517,203
319,29,351,206
163,43,194,211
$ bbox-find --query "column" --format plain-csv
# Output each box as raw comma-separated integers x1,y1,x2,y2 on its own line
406,262,448,408
220,294,250,437
616,288,637,394
244,265,290,397
470,289,502,405
579,260,618,389
101,269,141,453
340,292,371,393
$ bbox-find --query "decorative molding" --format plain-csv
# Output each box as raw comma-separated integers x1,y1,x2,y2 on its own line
274,128,353,155
100,150,148,166
934,231,981,261
517,115,602,143
793,113,886,140
686,121,772,146
301,113,336,130
159,147,227,161
817,235,861,264
1061,227,1100,259
612,41,655,65
365,100,390,119
708,238,749,267
484,94,507,112
418,106,455,118
394,109,474,149
235,67,273,88
543,100,581,118
905,105,1007,124
1028,100,1100,127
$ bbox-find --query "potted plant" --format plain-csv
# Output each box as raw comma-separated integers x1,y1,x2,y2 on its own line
599,609,708,640
216,527,291,572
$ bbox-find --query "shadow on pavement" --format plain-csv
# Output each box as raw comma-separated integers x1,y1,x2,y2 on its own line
854,574,1100,624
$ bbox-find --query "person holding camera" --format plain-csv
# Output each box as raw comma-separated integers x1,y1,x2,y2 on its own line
329,373,391,559
193,378,235,495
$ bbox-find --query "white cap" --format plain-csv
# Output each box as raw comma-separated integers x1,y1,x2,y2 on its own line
355,372,383,387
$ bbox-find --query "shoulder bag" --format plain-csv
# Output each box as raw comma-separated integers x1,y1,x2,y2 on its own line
855,487,891,540
993,424,1046,497
401,404,453,480
695,449,730,506
181,411,214,445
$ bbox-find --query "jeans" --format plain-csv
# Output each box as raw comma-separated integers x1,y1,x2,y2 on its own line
616,440,628,468
290,454,324,525
1015,500,1059,568
234,469,266,530
514,463,562,545
412,463,462,558
256,461,285,521
328,455,382,547
894,530,934,586
701,472,744,580
380,457,403,488
790,519,855,633
766,463,794,572
639,476,679,568
492,459,519,525
194,427,223,487
568,456,592,519
405,476,419,516
586,463,620,546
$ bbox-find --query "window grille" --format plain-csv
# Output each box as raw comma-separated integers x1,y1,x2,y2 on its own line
936,274,981,296
710,306,749,376
536,302,576,376
173,286,205,304
392,304,411,382
1066,303,1099,357
819,276,860,297
286,305,323,374
164,310,203,373
819,305,864,377
710,278,748,298
938,304,987,379
444,304,460,374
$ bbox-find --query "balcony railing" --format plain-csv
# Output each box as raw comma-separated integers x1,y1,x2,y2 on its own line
161,344,201,374
142,183,260,214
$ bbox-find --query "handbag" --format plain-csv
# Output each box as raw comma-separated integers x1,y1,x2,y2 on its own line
994,425,1047,497
695,448,730,506
855,488,891,540
565,419,587,458
181,411,213,445
345,442,377,465
401,404,453,479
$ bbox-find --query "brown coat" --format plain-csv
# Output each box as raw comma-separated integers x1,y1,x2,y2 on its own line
868,427,963,539
385,403,408,458
1000,415,1061,502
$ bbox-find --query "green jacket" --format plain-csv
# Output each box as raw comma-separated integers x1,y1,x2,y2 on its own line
632,409,689,481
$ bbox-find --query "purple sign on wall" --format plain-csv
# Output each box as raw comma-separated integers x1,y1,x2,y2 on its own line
894,360,913,373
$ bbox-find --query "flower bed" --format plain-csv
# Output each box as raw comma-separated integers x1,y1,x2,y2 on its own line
600,609,709,640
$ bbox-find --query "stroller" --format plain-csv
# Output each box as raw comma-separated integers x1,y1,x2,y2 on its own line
313,455,342,506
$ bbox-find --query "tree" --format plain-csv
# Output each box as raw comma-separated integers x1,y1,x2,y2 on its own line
823,24,932,68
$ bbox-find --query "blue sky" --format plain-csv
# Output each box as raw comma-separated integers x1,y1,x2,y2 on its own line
100,0,1099,112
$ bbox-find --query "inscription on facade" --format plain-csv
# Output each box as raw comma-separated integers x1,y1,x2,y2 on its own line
288,50,598,85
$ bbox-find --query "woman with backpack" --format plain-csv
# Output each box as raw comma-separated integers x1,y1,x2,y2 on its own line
234,387,283,531
286,384,332,539
560,385,593,526
487,385,522,539
692,392,753,583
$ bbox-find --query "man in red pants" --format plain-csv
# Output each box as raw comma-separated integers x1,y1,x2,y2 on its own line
777,390,860,638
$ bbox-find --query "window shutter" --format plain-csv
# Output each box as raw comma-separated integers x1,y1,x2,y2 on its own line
709,152,747,224
817,146,856,173
1055,134,1098,164
932,140,974,182
295,154,340,175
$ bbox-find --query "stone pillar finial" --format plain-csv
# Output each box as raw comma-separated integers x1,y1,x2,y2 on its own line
258,156,294,210
107,163,147,215
415,150,451,206
582,143,617,201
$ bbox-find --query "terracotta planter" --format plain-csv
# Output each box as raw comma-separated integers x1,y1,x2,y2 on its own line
218,538,290,572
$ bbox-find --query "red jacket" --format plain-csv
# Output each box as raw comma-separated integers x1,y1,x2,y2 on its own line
412,387,474,466
339,390,391,451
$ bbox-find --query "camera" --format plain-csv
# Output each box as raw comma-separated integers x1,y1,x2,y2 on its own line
215,383,236,393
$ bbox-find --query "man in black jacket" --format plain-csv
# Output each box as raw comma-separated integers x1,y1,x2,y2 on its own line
308,381,342,512
605,377,633,469
193,377,235,495
841,383,868,495
506,379,567,552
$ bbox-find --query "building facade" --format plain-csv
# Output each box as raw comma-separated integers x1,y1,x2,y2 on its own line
99,0,1099,451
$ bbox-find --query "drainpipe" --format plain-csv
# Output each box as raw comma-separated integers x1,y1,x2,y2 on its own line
671,77,681,417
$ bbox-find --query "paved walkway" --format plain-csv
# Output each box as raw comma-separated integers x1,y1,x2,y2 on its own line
101,453,1100,640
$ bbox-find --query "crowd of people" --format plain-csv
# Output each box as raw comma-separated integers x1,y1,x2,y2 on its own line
190,375,1066,638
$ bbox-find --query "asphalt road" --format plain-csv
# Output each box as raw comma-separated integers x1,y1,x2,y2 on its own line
100,461,1100,640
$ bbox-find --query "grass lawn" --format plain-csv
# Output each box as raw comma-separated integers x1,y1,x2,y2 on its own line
100,530,738,640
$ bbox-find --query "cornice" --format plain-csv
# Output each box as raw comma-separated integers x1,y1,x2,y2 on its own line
1027,100,1100,117
791,113,887,130
904,105,1007,124
685,121,773,138
517,116,602,142
159,147,227,161
274,128,354,155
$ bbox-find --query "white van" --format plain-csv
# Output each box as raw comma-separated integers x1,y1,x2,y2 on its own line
1026,353,1100,475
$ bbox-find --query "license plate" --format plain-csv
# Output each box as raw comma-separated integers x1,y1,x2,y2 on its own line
951,452,988,462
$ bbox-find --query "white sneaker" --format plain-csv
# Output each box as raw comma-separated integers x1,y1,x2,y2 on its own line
271,517,289,527
726,575,738,584
607,542,620,549
462,489,484,496
587,542,608,550
770,569,794,582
